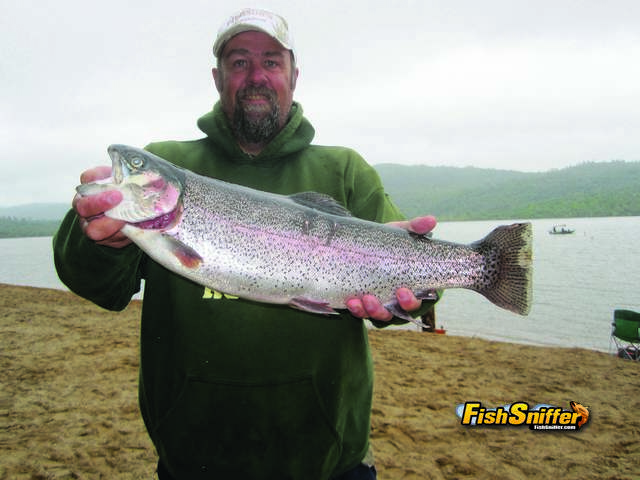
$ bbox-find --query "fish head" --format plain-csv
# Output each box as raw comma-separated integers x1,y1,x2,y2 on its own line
77,144,185,229
569,401,589,428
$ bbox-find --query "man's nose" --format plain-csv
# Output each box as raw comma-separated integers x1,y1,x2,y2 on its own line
246,63,268,85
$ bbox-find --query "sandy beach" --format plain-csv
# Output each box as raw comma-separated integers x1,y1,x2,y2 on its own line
1,283,638,479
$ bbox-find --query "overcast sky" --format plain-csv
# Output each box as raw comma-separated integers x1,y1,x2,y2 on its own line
2,0,639,205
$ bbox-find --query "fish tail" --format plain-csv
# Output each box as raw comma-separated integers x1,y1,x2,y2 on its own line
473,222,533,315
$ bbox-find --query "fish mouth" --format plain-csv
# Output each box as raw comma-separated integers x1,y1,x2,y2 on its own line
98,144,185,229
107,145,126,184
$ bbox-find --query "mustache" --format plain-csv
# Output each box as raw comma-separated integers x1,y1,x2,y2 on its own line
237,86,278,102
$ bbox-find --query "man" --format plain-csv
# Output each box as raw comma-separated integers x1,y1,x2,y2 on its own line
54,8,437,480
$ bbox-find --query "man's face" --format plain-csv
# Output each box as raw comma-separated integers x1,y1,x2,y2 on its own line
213,31,298,146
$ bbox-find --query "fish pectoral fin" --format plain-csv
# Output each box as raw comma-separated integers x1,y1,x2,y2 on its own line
162,235,203,268
384,300,430,329
288,192,353,217
289,297,339,316
382,289,439,325
384,302,415,322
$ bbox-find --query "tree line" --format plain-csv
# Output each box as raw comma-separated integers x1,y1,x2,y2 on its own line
0,217,62,238
376,160,640,221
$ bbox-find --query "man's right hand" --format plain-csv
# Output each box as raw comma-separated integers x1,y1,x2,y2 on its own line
73,166,132,248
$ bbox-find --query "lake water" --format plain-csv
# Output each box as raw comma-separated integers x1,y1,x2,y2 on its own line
1,216,638,352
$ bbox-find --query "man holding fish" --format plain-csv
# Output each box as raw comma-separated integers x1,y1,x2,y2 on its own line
53,8,472,480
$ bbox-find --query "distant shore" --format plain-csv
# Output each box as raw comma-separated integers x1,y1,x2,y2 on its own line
1,284,639,479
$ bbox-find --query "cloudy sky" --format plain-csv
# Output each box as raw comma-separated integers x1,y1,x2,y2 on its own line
2,0,639,205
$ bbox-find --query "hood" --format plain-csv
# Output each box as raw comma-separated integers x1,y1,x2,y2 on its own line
196,101,315,164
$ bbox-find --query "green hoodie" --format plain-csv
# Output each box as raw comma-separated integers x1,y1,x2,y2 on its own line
53,102,428,479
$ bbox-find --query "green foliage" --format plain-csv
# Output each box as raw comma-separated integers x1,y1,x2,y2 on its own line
0,217,62,238
376,160,640,221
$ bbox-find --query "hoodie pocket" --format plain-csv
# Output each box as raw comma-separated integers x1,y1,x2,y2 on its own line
153,375,342,479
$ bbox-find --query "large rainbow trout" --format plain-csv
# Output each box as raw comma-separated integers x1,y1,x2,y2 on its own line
77,145,533,325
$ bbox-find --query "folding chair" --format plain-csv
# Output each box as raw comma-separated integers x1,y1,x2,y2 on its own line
611,309,640,360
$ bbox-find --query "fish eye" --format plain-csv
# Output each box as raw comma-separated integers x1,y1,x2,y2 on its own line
130,156,144,169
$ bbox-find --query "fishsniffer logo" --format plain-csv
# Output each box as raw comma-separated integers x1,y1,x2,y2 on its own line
457,401,590,430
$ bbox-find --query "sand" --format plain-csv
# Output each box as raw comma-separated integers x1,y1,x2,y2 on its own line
1,283,638,479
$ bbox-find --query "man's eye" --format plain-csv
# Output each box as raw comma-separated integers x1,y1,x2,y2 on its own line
265,60,279,68
232,59,247,68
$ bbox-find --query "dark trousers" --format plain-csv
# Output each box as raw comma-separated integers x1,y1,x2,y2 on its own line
157,460,377,480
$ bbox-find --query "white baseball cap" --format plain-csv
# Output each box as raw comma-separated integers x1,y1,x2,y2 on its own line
213,8,295,60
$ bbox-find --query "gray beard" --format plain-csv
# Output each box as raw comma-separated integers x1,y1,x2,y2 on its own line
231,89,281,145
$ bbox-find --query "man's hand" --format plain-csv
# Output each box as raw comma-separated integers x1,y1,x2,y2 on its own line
386,215,437,235
345,215,437,321
73,166,131,248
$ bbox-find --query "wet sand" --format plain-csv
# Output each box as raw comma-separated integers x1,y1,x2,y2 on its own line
1,284,638,479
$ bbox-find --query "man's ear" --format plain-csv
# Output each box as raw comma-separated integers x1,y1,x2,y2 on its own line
212,67,223,93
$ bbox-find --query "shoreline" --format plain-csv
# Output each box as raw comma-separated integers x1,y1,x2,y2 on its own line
1,284,639,479
372,320,613,353
0,278,612,354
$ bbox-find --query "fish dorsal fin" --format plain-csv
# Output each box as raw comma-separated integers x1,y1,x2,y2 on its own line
288,192,353,217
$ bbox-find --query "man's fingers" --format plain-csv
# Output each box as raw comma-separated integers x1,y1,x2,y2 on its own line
345,298,367,318
346,295,393,322
388,215,437,235
71,166,131,248
83,216,127,242
347,288,422,322
73,190,123,219
407,215,437,235
361,295,393,321
396,287,421,312
96,232,132,248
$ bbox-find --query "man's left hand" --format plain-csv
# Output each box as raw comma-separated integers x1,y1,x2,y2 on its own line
345,215,436,321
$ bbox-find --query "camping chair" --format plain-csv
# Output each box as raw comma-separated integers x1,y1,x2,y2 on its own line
611,309,640,360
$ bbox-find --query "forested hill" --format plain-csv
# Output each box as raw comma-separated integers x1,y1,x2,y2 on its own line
0,203,69,238
375,160,640,221
0,203,70,221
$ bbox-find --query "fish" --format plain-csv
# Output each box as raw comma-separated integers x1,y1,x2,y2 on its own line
569,402,589,429
77,144,533,326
